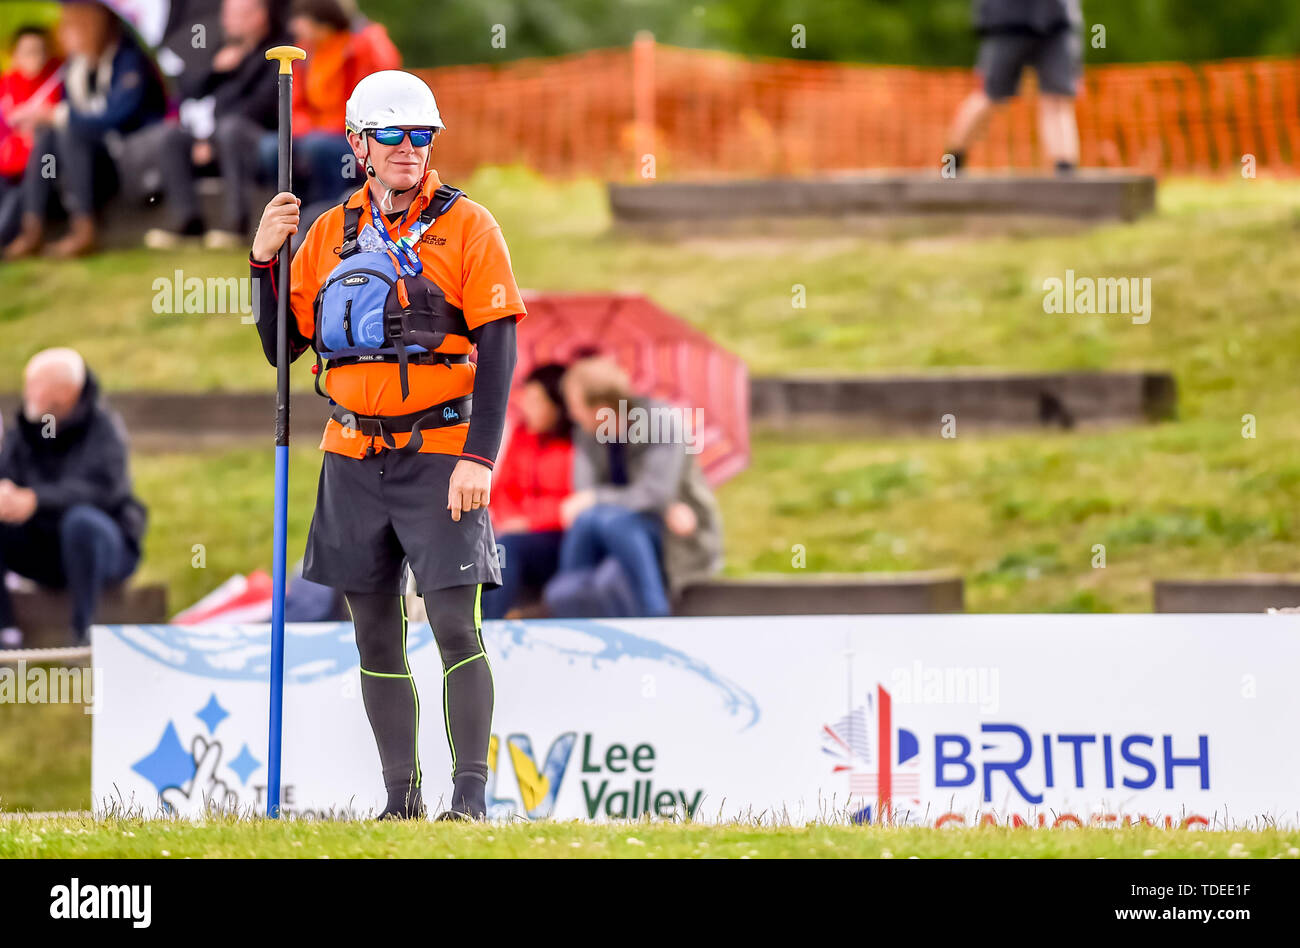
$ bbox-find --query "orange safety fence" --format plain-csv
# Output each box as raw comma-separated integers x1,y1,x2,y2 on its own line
414,39,1300,180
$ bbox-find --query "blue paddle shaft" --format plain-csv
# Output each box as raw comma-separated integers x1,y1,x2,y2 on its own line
267,444,289,817
267,63,296,819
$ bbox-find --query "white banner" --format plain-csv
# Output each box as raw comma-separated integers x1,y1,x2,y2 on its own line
91,614,1300,826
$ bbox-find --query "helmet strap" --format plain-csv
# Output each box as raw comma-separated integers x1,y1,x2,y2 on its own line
363,136,431,214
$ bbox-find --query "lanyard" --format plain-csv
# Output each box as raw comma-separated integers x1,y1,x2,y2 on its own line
367,196,433,279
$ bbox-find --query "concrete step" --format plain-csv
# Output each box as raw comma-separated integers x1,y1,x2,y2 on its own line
675,572,963,616
100,178,274,250
752,371,1176,432
1154,576,1300,613
9,583,169,649
0,370,1177,447
609,171,1157,235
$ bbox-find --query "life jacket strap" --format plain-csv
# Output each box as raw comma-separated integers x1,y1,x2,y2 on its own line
313,350,469,400
340,184,464,259
330,395,472,454
324,351,470,370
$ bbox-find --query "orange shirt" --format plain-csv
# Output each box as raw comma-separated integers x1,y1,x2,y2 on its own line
289,169,526,457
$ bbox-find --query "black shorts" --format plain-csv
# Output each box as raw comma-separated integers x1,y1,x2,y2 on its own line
977,28,1082,101
302,449,502,595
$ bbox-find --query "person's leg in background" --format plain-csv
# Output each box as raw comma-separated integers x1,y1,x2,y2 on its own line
346,589,424,818
0,175,22,247
4,125,58,258
423,583,492,819
1038,94,1080,172
945,90,995,174
0,524,28,647
211,114,266,238
556,506,605,574
1035,29,1083,173
945,34,1025,175
58,504,139,645
295,132,352,207
256,130,280,199
559,505,670,618
47,127,111,258
123,123,204,246
0,521,68,648
481,530,564,619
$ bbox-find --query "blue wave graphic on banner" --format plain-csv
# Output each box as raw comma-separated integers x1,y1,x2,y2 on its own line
105,618,760,730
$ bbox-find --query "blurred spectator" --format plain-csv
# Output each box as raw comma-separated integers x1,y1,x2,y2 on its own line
0,349,147,650
545,357,722,618
131,0,287,249
945,0,1083,175
482,364,574,620
337,0,401,72
0,25,62,246
4,0,166,259
258,0,400,210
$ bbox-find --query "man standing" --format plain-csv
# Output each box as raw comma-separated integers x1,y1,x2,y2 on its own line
249,70,524,821
0,349,147,649
945,0,1084,176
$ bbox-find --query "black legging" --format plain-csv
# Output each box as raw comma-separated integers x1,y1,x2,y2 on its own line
346,584,493,816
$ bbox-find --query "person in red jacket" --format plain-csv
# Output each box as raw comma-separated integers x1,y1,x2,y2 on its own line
0,26,61,245
483,364,574,619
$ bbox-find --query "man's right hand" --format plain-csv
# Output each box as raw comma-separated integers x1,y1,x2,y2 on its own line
251,192,301,263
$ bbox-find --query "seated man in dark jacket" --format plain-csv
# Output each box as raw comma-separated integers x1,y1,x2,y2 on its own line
0,349,147,649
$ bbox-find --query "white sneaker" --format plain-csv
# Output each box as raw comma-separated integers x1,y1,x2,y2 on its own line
0,627,22,649
203,229,245,250
143,227,182,250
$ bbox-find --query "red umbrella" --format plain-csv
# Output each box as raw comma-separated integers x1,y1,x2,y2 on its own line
511,292,750,485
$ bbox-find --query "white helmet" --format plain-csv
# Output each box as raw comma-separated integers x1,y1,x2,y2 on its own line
345,70,445,135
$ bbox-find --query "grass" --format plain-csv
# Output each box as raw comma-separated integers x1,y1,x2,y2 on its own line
0,167,1283,615
0,693,90,813
127,417,1300,617
1,814,1297,859
721,420,1300,613
132,445,322,612
4,168,1300,400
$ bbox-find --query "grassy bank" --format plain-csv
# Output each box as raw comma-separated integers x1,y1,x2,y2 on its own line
1,813,1297,859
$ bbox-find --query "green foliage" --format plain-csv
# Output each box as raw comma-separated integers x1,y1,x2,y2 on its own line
356,0,1300,67
0,1,58,55
2,1,1293,67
